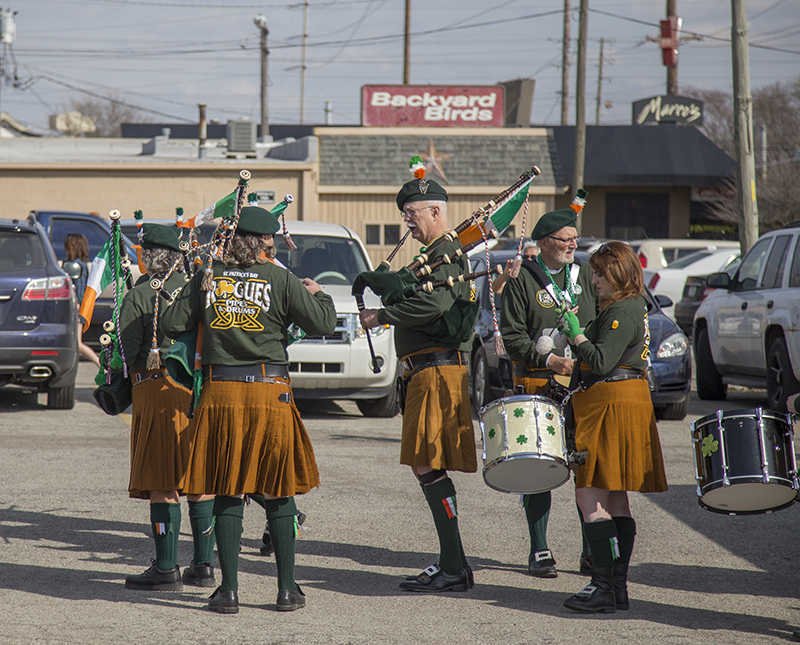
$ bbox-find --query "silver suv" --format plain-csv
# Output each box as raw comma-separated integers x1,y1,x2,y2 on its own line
693,225,800,411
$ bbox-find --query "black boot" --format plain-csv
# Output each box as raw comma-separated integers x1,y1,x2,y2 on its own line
613,563,629,610
563,565,616,613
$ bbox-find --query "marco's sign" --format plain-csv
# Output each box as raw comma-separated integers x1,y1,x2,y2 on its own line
361,85,505,127
632,95,703,126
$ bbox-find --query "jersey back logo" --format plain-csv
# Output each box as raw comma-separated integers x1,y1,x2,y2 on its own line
208,275,271,331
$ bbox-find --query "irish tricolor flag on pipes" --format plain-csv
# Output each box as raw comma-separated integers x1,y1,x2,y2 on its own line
78,237,115,333
179,190,237,229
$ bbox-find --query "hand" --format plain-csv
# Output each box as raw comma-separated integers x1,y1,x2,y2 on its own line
301,278,321,294
359,308,380,329
546,354,575,376
560,310,581,340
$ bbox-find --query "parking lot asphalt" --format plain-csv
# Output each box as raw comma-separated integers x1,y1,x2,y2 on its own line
1,362,799,644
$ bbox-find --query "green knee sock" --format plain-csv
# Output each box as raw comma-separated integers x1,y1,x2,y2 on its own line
423,477,465,576
613,516,636,566
264,497,298,591
248,493,268,512
150,502,181,571
583,519,619,568
213,496,244,593
188,499,215,566
523,492,551,555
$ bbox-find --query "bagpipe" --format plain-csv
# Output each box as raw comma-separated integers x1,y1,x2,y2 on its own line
352,165,541,373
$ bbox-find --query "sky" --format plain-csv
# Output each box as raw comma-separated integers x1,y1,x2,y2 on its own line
0,0,798,133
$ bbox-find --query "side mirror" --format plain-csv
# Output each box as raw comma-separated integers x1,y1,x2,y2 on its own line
654,294,673,308
706,272,731,290
62,260,83,281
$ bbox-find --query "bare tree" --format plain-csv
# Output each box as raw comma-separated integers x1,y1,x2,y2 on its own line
68,95,153,137
685,77,800,231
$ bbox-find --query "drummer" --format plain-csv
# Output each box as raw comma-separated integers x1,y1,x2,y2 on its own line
559,240,668,613
500,206,597,578
359,174,477,593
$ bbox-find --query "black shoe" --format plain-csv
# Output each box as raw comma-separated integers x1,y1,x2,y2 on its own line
405,564,474,588
579,554,593,576
563,566,616,613
125,560,183,591
528,550,558,578
276,584,306,611
182,563,216,588
208,586,239,614
399,565,470,593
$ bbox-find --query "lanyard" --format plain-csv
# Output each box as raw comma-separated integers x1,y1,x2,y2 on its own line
537,255,577,307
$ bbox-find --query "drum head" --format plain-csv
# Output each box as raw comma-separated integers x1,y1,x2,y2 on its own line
700,482,798,515
483,454,569,494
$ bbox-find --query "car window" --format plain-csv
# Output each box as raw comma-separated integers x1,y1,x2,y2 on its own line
760,234,791,289
672,248,705,263
667,250,714,269
49,217,111,261
275,234,370,285
789,237,800,289
734,237,773,291
0,231,48,270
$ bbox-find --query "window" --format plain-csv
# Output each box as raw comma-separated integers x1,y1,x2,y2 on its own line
384,224,401,246
734,237,772,291
760,234,790,289
365,224,380,245
788,237,800,288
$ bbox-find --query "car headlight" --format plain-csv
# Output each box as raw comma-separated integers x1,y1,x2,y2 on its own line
656,332,688,359
356,324,390,338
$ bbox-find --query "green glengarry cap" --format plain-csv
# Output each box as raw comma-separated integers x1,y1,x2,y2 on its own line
531,209,578,241
139,223,183,252
236,206,280,236
395,178,448,211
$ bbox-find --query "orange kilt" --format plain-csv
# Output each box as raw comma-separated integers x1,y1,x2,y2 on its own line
182,378,319,498
401,363,477,473
572,378,668,492
128,369,194,499
512,375,549,397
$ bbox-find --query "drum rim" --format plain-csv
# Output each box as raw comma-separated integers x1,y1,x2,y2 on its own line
482,463,571,495
694,407,789,426
477,394,560,418
483,452,568,469
698,490,799,515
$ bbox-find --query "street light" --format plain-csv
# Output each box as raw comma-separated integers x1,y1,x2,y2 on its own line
253,14,269,142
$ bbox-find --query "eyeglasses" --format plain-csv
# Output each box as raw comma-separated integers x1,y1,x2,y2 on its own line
402,206,433,217
597,243,618,257
548,235,580,245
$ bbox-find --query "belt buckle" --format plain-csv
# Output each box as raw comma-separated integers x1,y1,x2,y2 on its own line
245,374,255,383
402,358,413,371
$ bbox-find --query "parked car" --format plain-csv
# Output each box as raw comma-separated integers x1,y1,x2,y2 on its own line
29,210,141,351
629,239,740,269
644,247,741,320
0,216,79,408
468,250,692,420
693,225,800,411
274,221,400,417
674,255,742,336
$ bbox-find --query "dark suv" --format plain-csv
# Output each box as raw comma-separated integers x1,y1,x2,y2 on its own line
0,217,79,408
30,210,139,350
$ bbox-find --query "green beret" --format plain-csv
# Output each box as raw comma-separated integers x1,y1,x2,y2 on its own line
531,208,578,241
139,223,182,252
236,206,280,236
396,178,448,211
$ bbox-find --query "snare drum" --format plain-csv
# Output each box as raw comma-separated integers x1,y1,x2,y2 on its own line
478,394,569,494
691,407,799,515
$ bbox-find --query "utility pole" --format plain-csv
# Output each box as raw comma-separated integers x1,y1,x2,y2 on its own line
0,8,18,114
758,124,767,182
595,37,605,125
666,0,678,95
561,0,571,125
403,0,411,84
300,0,309,124
572,0,588,233
731,0,759,253
253,14,270,142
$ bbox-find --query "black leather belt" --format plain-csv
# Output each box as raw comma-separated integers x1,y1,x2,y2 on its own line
401,350,465,383
579,367,645,389
133,370,165,386
203,363,289,383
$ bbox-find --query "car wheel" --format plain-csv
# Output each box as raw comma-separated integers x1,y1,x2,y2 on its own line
695,327,726,401
766,335,799,413
654,395,689,421
47,384,76,410
356,386,400,418
471,348,488,415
